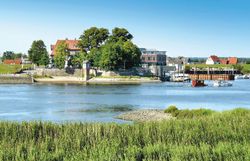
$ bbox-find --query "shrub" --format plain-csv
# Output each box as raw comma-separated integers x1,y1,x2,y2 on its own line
164,105,178,113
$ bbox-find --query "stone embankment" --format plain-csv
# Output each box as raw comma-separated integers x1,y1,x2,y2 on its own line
0,74,33,84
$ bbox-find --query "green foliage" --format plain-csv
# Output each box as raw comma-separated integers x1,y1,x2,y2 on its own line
54,41,69,69
0,64,32,74
78,27,109,51
0,108,249,160
71,51,87,68
164,106,215,119
77,27,141,71
98,40,141,71
109,27,133,42
1,51,25,61
164,105,178,113
242,64,250,74
28,40,49,66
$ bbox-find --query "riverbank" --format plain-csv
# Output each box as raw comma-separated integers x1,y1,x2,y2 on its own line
0,108,249,160
34,76,161,84
0,74,33,84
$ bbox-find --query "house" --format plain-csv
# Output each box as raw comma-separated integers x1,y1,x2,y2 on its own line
51,39,80,58
140,49,167,66
166,56,189,71
206,55,238,65
3,59,22,65
206,55,221,65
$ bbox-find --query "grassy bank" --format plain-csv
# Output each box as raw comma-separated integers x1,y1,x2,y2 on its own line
0,64,32,74
0,108,249,160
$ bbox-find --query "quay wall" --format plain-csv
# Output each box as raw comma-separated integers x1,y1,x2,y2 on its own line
0,75,33,84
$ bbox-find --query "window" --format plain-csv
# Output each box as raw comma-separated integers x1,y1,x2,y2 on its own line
148,57,151,61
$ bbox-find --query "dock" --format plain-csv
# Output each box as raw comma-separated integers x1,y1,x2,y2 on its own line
189,74,235,81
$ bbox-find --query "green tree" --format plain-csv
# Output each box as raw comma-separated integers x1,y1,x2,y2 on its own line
99,42,123,70
78,27,109,51
98,40,141,70
109,27,133,42
28,40,49,66
71,52,87,68
2,51,15,60
54,41,70,69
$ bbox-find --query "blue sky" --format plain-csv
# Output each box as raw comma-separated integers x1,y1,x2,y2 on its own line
0,0,249,57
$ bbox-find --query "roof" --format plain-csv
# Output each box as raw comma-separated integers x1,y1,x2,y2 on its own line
228,57,238,64
209,55,220,62
51,39,80,56
220,59,228,64
3,59,22,65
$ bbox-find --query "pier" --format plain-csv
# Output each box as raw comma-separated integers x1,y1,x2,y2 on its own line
189,74,235,81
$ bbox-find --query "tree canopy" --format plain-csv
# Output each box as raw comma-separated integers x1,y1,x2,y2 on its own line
78,27,109,51
1,51,25,61
54,41,70,69
78,27,141,71
28,40,49,66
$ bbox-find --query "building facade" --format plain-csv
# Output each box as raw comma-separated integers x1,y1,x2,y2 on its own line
51,39,81,58
140,49,167,66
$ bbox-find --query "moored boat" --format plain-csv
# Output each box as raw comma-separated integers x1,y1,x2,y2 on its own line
192,80,206,87
213,80,233,87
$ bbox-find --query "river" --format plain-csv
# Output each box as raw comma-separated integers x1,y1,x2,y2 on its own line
0,79,249,122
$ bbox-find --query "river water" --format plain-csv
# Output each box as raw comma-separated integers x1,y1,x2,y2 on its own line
0,80,249,122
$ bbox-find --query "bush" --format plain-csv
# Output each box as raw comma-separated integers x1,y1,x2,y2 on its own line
164,106,215,119
164,105,178,113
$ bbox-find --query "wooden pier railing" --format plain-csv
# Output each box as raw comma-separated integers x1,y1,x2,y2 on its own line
189,74,235,81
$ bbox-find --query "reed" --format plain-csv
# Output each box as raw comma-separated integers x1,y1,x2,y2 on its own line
0,108,249,160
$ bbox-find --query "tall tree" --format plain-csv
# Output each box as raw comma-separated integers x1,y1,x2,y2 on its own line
78,27,109,51
28,40,49,66
71,51,87,68
54,41,70,69
109,27,133,42
2,51,15,60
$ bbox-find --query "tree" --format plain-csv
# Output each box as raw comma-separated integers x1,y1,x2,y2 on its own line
98,42,123,71
98,40,141,70
109,27,133,42
78,27,109,51
28,40,49,66
71,52,87,68
54,41,70,69
2,51,15,60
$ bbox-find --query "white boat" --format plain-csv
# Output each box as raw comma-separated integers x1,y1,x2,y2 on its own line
170,73,190,82
235,75,244,79
214,80,233,87
243,75,249,79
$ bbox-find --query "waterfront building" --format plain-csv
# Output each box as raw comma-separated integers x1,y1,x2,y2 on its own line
51,39,80,58
140,49,167,66
206,55,238,65
166,56,189,72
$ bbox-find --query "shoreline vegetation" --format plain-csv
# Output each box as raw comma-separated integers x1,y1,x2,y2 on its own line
0,107,249,160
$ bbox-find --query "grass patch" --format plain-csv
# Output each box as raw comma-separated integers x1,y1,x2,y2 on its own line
0,108,249,160
0,64,32,74
164,105,215,119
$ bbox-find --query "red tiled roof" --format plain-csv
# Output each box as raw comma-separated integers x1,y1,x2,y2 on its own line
3,59,22,65
210,55,220,62
51,39,80,56
228,57,238,65
220,59,228,64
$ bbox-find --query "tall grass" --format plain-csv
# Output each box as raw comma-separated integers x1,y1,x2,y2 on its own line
0,108,249,160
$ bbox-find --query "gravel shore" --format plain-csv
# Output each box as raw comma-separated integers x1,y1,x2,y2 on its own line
116,109,174,122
